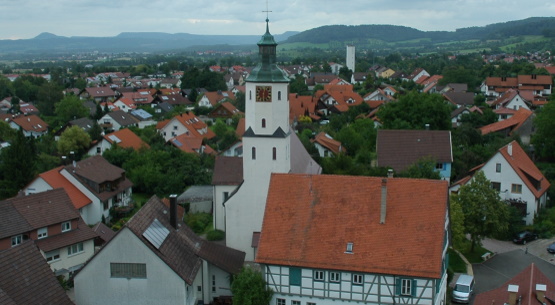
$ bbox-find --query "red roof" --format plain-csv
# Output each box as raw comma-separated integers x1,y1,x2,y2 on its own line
11,114,48,132
36,166,92,209
480,108,533,135
257,174,448,278
104,128,150,150
499,141,550,199
311,132,346,155
157,112,216,140
289,94,319,122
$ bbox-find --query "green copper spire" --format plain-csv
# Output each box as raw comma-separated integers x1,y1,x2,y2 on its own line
246,18,289,83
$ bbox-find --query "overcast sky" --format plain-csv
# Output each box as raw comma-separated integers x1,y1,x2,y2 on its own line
1,0,555,40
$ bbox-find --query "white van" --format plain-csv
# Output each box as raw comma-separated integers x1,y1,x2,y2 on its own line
452,274,474,303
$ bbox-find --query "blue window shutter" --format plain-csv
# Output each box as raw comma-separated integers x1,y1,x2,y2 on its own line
395,278,401,295
411,279,417,297
290,268,301,286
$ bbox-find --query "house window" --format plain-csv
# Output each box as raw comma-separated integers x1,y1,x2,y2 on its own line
314,270,324,281
352,274,363,285
61,221,71,232
45,250,60,262
496,163,501,173
68,242,84,256
11,235,22,247
292,301,300,305
346,242,353,253
277,299,286,305
511,184,522,194
491,182,501,192
103,200,109,210
249,91,252,100
252,147,256,160
396,278,416,296
436,163,444,170
96,146,101,154
173,125,178,130
289,267,301,286
37,227,48,239
273,147,277,160
262,118,266,128
307,303,316,305
212,275,216,292
110,263,146,278
278,91,282,100
330,272,340,283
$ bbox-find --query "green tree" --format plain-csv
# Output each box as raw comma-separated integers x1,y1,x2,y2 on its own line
532,98,555,160
57,125,91,157
231,267,273,305
37,81,64,116
450,196,466,249
0,130,37,199
0,75,13,99
451,171,510,251
398,157,441,180
55,95,89,122
377,91,452,130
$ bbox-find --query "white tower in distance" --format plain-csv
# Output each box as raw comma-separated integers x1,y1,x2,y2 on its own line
346,44,355,72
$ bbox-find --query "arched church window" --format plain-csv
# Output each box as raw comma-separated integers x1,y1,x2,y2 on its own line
278,91,281,100
249,91,252,100
272,147,276,160
262,118,266,128
252,147,256,160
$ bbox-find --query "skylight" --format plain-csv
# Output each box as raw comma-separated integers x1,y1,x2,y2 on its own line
108,135,121,143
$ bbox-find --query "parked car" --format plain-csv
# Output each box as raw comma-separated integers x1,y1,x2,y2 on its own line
452,274,475,303
548,242,555,254
513,231,538,244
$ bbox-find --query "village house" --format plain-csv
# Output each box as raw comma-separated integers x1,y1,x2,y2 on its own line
311,132,346,157
479,108,534,144
451,141,549,225
377,129,453,182
256,173,450,305
74,195,245,305
87,128,150,156
24,155,133,225
207,101,244,125
98,109,140,131
157,112,216,142
168,133,216,155
0,241,74,304
79,86,117,103
315,83,363,116
198,90,236,108
0,188,97,278
7,114,49,138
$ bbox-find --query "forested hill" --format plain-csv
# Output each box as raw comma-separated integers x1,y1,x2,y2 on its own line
285,17,555,44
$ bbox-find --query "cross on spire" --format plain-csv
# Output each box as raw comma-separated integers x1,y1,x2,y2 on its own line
262,0,272,22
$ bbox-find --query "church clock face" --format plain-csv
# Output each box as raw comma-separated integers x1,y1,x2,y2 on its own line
256,86,272,102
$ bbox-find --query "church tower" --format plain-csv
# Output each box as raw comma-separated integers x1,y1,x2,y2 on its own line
243,18,292,181
221,17,321,261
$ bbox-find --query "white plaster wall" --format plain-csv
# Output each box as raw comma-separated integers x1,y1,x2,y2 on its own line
213,185,238,231
60,169,106,225
74,228,189,305
481,153,537,224
45,239,95,276
161,119,190,141
25,178,53,195
245,82,289,136
506,96,530,111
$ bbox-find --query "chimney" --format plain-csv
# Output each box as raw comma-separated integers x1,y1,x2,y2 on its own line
507,143,513,156
425,123,430,130
169,194,178,229
387,169,394,178
508,284,519,305
536,284,546,304
380,179,387,224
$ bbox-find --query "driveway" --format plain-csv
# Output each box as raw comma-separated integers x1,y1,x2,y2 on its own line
470,237,555,299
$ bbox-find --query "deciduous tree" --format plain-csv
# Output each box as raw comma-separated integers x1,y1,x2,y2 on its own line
57,125,91,157
55,95,89,122
532,98,555,160
231,267,273,305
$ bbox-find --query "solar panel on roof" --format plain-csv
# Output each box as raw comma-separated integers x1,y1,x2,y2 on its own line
172,139,183,147
108,135,121,143
142,218,169,249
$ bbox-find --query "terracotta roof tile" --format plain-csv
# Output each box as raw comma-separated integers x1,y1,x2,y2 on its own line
377,130,453,172
480,108,533,135
475,263,555,305
0,241,73,305
256,174,448,278
311,132,346,154
10,114,48,132
104,128,150,150
36,166,92,209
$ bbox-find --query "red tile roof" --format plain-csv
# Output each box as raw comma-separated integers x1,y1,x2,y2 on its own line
480,108,533,135
10,114,48,132
311,132,346,154
36,166,92,209
289,94,319,122
485,77,518,88
212,156,243,185
256,174,448,278
498,141,550,199
104,128,150,150
475,263,555,305
517,74,552,86
169,133,215,155
157,112,216,140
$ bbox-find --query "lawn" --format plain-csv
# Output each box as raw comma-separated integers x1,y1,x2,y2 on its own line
448,248,467,273
457,242,491,264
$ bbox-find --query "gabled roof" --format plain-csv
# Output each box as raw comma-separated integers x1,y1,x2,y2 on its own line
498,141,550,198
201,91,236,106
69,155,125,184
8,188,80,229
10,114,48,132
0,199,32,240
518,74,552,86
475,263,555,305
485,77,518,88
103,128,150,150
84,86,116,98
443,92,475,106
0,241,73,305
123,196,245,284
92,222,116,244
169,133,215,155
480,108,533,135
157,112,216,140
311,132,346,155
105,110,140,126
212,156,243,185
208,101,243,118
256,174,448,278
377,130,453,172
490,89,529,107
36,218,97,252
35,166,92,209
